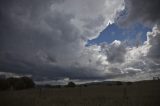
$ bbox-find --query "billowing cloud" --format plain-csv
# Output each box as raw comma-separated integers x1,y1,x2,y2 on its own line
0,0,124,82
88,25,159,81
1,0,159,84
147,26,160,62
101,40,127,63
110,0,160,81
117,0,160,26
108,26,160,81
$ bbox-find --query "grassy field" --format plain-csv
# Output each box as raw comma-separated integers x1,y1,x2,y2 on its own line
0,80,160,106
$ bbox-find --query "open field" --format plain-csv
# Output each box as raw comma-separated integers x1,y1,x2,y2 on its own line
0,80,160,106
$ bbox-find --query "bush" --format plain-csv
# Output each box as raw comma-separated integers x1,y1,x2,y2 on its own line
5,77,35,90
83,84,88,87
67,81,76,87
116,81,122,85
21,77,35,89
0,79,10,90
126,82,132,86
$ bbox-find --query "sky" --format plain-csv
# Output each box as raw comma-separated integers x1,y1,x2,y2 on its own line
0,0,160,85
87,23,151,45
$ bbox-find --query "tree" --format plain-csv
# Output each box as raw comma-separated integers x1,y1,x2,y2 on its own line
67,81,76,87
126,82,132,86
116,81,122,85
20,77,35,89
7,77,35,90
0,79,10,90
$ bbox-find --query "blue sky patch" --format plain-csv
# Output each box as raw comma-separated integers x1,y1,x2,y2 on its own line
87,23,151,46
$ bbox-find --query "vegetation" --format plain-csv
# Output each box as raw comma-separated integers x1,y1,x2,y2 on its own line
67,81,76,87
0,80,160,106
0,79,10,90
116,81,123,85
0,77,35,90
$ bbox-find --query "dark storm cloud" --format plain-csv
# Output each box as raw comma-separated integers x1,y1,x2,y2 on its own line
0,0,124,82
0,0,82,80
1,0,160,82
0,0,82,60
1,63,108,81
117,0,160,26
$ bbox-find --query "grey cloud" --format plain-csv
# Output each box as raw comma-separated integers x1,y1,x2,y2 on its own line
123,26,160,79
98,26,160,81
117,0,160,26
0,0,124,82
114,0,160,79
83,15,105,30
0,0,82,81
101,40,127,63
0,0,82,63
95,0,160,81
147,26,160,62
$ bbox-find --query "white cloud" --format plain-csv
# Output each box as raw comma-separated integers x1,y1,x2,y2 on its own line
89,25,160,81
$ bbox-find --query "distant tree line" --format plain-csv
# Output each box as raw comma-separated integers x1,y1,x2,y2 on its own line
0,77,135,91
67,81,76,87
43,81,77,88
153,77,160,80
0,77,35,91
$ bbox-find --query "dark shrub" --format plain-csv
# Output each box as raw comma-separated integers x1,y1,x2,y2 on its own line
21,77,35,89
7,78,23,90
6,77,35,90
116,81,122,85
53,85,61,88
107,83,112,86
83,84,88,87
45,84,61,88
67,81,76,87
45,84,53,88
126,82,132,86
0,79,10,90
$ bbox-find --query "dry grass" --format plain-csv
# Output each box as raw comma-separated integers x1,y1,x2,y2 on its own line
0,80,160,106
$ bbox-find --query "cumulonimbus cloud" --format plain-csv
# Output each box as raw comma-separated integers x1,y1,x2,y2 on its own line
0,0,124,82
98,25,160,81
0,0,160,83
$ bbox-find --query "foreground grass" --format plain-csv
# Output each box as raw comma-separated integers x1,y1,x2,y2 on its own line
0,80,160,106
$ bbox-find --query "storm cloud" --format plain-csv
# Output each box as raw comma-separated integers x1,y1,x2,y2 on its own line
0,0,124,82
111,0,160,80
0,0,160,84
117,0,160,26
101,40,127,63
